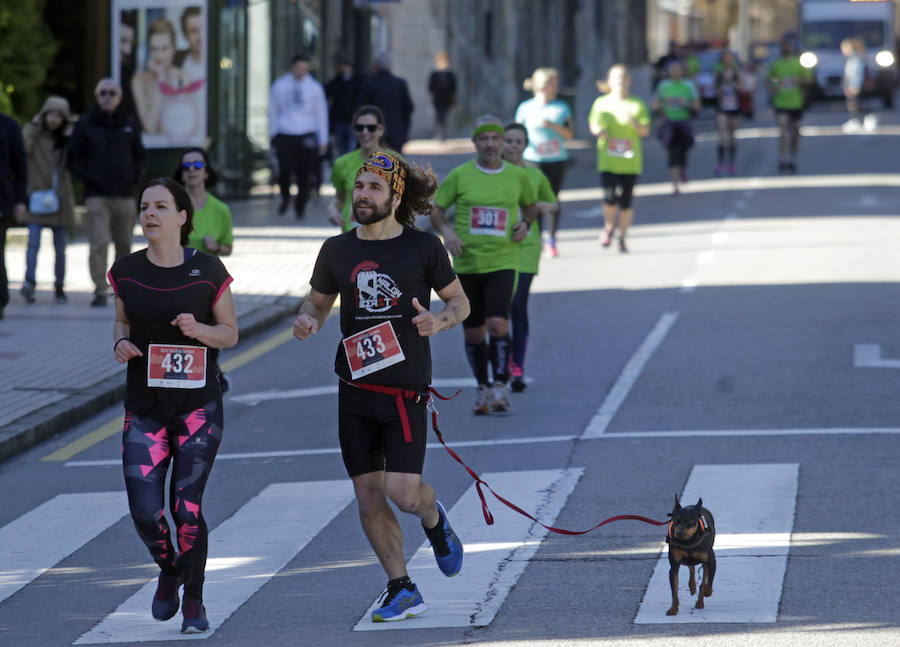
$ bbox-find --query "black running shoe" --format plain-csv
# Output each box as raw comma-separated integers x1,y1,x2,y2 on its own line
181,597,209,633
151,572,183,621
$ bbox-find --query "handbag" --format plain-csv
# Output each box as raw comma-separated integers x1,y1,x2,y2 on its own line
28,166,60,215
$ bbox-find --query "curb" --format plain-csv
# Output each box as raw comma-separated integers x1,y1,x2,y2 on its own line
0,295,303,464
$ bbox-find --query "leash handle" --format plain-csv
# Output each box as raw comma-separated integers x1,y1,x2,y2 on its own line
427,390,668,534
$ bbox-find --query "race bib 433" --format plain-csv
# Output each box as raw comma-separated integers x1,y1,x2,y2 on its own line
469,206,508,237
343,321,405,379
147,344,207,389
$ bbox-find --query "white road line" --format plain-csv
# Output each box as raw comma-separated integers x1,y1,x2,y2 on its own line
710,231,729,244
581,311,679,438
558,173,900,202
854,343,900,369
75,481,355,644
0,492,129,604
696,251,716,265
353,468,584,630
65,426,900,469
63,435,580,468
635,463,798,624
230,377,478,406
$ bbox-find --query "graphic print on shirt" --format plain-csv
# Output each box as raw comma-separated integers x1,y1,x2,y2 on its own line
351,260,402,314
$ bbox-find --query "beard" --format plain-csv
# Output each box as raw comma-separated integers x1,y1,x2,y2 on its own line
352,195,394,225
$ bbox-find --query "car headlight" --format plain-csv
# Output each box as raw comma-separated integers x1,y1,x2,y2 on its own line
799,52,818,68
876,50,895,67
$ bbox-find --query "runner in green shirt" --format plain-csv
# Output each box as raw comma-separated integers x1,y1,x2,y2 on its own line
328,105,400,232
173,146,235,393
766,38,812,173
175,147,233,257
589,64,650,252
430,116,538,414
501,123,557,392
652,60,700,195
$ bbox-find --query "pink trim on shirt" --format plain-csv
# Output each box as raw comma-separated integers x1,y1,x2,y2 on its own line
115,277,217,292
213,276,233,306
107,270,119,297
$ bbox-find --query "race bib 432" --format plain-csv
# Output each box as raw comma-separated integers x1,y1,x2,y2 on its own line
147,344,207,389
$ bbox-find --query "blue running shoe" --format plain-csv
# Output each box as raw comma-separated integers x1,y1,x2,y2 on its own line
426,501,463,577
371,585,427,622
180,597,209,634
151,572,182,621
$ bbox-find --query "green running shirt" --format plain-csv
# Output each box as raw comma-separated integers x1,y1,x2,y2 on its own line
587,94,650,175
434,161,536,275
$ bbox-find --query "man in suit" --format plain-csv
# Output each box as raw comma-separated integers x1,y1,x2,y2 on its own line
360,52,414,152
0,111,27,319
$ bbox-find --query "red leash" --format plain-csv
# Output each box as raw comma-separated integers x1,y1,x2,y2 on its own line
425,389,668,534
345,380,668,533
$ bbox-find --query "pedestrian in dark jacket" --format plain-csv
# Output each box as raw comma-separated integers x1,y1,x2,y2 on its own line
0,112,27,320
325,54,365,156
428,52,456,141
68,78,146,307
360,52,414,152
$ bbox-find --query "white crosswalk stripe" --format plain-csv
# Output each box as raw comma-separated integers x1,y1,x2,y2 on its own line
0,492,129,605
74,481,355,644
0,465,803,638
354,468,584,630
635,463,799,623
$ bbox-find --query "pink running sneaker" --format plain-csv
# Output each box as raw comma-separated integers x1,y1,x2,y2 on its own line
727,162,736,176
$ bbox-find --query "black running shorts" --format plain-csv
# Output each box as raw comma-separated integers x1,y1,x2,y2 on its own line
338,380,428,477
458,269,516,328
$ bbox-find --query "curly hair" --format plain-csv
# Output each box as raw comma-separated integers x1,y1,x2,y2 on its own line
393,158,438,228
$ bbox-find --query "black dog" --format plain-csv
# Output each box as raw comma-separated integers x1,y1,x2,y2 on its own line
665,495,716,616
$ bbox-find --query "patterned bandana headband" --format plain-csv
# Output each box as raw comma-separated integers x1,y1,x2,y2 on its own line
357,151,406,197
472,123,505,139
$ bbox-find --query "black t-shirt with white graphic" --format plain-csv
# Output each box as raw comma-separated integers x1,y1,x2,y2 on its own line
310,226,457,389
109,249,233,421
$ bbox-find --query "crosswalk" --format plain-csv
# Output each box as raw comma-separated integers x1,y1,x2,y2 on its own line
0,466,800,642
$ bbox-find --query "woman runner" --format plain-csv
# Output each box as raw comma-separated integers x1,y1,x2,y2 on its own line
514,67,573,258
652,60,699,195
501,123,557,392
588,65,651,252
110,177,237,634
714,51,744,176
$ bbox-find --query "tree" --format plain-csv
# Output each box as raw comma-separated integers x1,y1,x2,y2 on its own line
0,0,56,121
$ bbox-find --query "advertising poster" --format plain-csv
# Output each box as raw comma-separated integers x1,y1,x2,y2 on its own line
112,0,208,148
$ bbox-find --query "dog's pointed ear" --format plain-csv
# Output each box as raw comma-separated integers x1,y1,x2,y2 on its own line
696,497,703,509
672,494,681,513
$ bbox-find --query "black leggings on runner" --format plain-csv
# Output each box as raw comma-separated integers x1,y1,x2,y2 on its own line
122,398,223,599
509,272,534,373
538,160,566,238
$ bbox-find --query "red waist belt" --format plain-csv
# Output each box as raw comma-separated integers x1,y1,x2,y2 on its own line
343,380,429,443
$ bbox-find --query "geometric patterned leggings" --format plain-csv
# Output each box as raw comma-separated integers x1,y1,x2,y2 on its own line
122,398,222,600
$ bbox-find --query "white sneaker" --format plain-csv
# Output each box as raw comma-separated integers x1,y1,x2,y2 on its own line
473,385,492,415
841,119,861,133
863,114,878,132
491,383,510,412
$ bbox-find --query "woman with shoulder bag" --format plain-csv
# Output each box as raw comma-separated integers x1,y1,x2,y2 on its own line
21,96,75,304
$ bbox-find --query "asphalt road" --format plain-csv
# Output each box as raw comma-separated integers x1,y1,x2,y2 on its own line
3,95,900,646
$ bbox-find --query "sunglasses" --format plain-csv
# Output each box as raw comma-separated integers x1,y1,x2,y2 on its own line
354,124,379,133
181,161,205,170
97,90,119,97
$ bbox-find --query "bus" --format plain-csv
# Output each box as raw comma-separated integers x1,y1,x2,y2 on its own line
797,0,898,106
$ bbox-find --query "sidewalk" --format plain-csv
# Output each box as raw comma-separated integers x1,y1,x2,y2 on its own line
0,138,519,461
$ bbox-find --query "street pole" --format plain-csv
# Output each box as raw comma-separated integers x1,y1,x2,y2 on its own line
737,0,750,60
